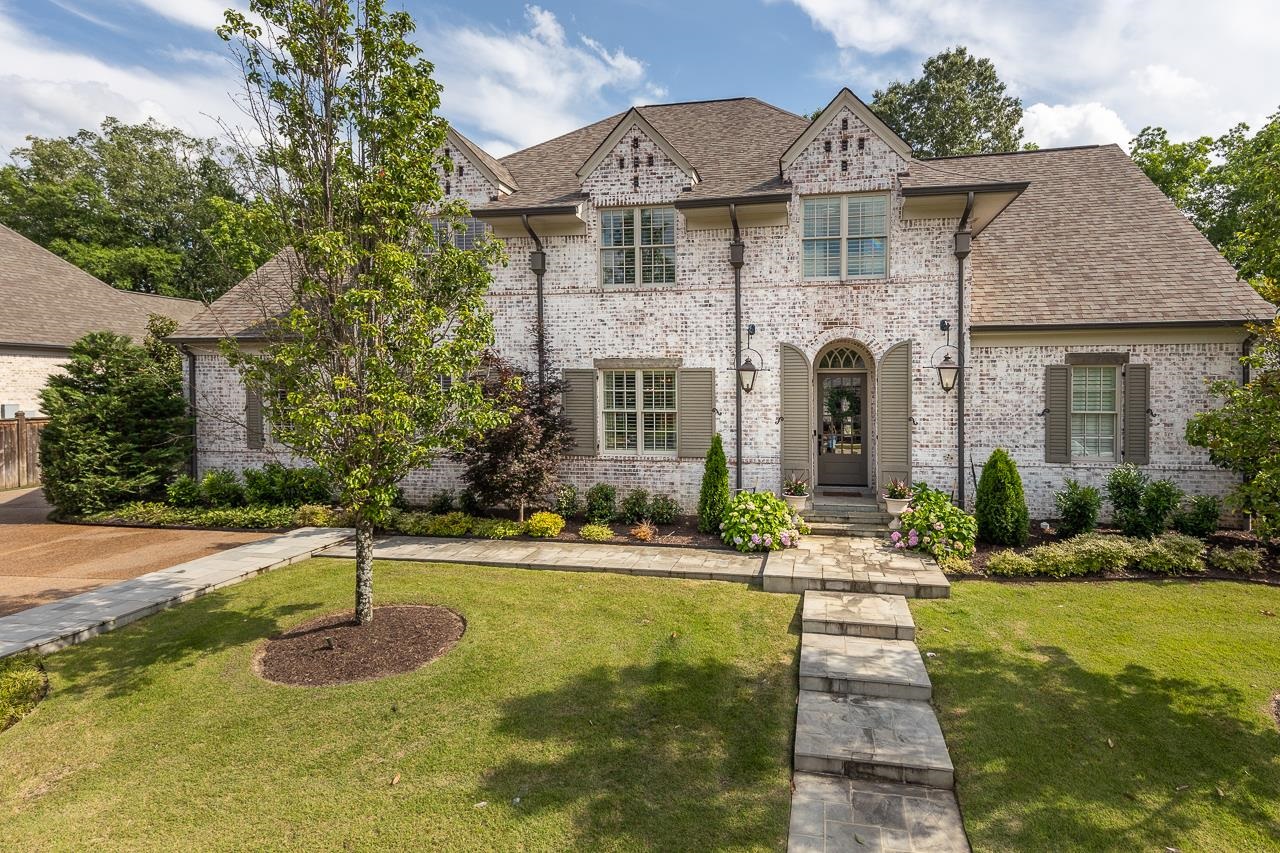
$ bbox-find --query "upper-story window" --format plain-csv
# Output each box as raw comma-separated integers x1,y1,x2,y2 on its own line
600,207,676,287
802,194,888,280
430,216,488,251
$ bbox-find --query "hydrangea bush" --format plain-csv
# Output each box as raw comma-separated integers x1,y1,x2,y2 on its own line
889,483,977,560
719,491,804,553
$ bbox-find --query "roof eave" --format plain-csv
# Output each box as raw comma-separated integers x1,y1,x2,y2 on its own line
971,318,1257,333
673,192,792,210
901,181,1030,197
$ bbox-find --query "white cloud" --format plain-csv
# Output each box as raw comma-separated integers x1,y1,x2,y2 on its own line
128,0,237,31
420,5,664,153
785,0,1280,146
0,11,239,154
1022,102,1132,149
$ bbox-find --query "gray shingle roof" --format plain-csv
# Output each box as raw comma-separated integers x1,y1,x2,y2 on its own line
450,127,518,191
169,249,298,341
0,223,202,349
935,145,1274,327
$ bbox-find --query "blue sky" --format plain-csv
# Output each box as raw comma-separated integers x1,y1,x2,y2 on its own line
2,1,1277,158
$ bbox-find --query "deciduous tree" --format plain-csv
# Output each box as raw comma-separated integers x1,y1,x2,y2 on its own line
218,0,507,624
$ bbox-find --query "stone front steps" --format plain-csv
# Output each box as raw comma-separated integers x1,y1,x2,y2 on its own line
787,583,970,852
806,520,892,538
802,591,916,640
799,633,932,700
763,538,950,598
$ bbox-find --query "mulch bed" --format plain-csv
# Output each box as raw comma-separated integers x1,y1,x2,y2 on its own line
254,605,465,687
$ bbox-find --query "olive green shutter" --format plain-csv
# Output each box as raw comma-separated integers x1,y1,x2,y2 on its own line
780,345,811,481
877,341,912,485
1123,363,1151,465
676,368,714,458
245,387,264,450
1044,365,1070,463
562,369,597,456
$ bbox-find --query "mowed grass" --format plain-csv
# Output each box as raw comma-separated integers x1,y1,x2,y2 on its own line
0,558,800,851
912,580,1280,852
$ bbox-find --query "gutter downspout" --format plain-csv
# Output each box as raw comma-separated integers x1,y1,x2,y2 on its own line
954,191,975,507
181,344,198,478
729,204,746,491
521,214,548,388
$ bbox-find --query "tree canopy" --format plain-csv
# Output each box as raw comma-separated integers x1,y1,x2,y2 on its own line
0,117,278,301
1131,111,1280,287
870,46,1026,158
219,0,508,624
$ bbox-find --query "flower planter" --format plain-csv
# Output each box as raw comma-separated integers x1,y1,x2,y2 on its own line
783,493,809,513
884,496,910,529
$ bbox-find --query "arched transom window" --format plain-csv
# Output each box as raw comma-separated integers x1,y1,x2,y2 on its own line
818,346,867,370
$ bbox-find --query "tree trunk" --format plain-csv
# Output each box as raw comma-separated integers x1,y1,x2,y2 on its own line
518,498,525,523
354,519,374,625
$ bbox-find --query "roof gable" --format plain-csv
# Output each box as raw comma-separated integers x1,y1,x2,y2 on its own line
781,88,913,168
575,107,699,184
446,127,517,194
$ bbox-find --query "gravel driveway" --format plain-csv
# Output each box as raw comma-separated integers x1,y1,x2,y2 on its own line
0,488,269,617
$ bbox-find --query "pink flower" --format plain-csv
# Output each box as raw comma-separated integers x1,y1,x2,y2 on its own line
890,531,902,543
933,521,945,531
763,534,774,547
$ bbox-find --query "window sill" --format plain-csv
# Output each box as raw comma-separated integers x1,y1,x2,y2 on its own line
801,276,890,285
596,452,681,461
598,283,679,293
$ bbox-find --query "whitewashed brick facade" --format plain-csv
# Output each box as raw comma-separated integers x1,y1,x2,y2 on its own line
0,350,67,415
187,98,1252,520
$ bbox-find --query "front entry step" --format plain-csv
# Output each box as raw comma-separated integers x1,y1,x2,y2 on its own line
800,633,931,700
803,590,916,640
794,690,955,789
806,521,891,538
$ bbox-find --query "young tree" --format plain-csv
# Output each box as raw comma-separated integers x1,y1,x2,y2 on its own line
1186,281,1280,539
974,448,1029,546
871,46,1025,158
456,352,571,521
698,433,730,533
39,316,191,516
218,0,508,624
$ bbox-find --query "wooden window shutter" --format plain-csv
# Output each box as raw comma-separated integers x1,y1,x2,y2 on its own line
780,345,811,481
1044,365,1070,463
676,368,715,459
1123,364,1151,465
877,341,912,485
561,369,597,456
245,387,265,450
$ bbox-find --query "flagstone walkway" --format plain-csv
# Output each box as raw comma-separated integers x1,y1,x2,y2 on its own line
0,527,351,659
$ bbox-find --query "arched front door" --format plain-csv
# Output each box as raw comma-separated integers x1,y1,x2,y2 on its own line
816,344,870,486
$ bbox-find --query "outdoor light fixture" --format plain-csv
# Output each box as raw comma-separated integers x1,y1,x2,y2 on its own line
935,352,961,393
738,323,766,393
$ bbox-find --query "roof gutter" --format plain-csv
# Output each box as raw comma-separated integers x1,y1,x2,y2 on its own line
471,204,580,219
901,181,1029,197
971,319,1256,333
674,192,792,210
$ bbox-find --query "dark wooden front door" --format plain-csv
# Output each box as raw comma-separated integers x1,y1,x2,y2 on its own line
816,372,868,486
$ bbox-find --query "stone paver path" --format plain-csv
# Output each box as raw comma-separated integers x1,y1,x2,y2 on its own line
802,591,916,640
0,527,351,658
320,535,765,582
789,773,968,853
799,634,932,700
765,536,950,598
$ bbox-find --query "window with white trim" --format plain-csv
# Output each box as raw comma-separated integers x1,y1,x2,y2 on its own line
429,216,488,250
802,194,888,279
602,369,677,453
600,207,676,287
1070,366,1118,460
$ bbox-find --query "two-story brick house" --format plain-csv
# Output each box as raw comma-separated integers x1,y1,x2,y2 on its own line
170,89,1272,517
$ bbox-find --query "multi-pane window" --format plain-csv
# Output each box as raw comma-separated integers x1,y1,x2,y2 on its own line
802,194,889,279
1071,366,1118,460
602,369,677,453
430,216,488,250
600,207,676,287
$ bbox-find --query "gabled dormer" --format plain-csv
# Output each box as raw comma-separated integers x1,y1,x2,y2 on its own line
781,88,913,193
439,127,518,207
576,108,699,206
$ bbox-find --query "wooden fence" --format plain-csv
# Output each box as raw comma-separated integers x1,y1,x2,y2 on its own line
0,413,48,489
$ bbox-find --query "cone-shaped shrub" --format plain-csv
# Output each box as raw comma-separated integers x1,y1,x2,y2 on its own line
698,433,730,533
975,448,1029,546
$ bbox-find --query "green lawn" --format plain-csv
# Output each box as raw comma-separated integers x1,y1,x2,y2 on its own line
912,580,1280,852
0,558,799,851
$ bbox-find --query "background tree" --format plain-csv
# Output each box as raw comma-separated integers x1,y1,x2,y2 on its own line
456,352,570,521
38,316,190,516
1186,281,1280,540
0,117,278,300
1131,110,1280,287
871,46,1025,158
219,0,507,625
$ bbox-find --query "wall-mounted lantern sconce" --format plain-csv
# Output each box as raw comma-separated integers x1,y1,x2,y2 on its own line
932,319,966,394
738,322,766,393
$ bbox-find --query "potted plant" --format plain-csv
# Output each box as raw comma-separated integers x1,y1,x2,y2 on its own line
782,473,810,512
883,479,911,525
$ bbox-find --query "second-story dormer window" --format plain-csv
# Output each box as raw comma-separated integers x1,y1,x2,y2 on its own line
802,193,888,280
600,206,676,287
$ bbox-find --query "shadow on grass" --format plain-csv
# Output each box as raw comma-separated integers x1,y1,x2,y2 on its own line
51,593,321,700
931,644,1280,849
480,653,797,850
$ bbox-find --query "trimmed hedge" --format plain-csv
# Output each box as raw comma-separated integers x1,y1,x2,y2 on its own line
1207,546,1265,575
85,501,296,529
987,532,1205,578
975,448,1029,546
